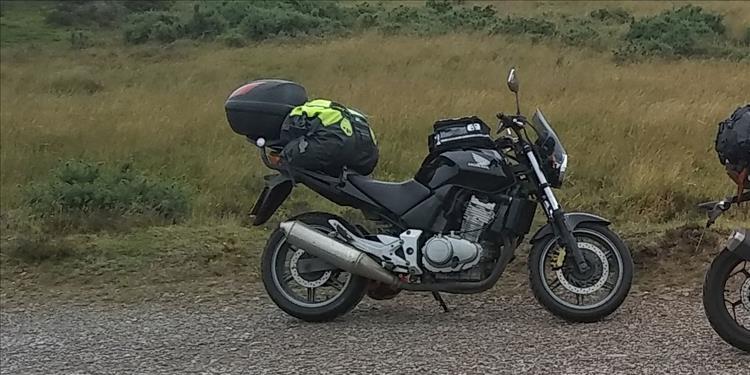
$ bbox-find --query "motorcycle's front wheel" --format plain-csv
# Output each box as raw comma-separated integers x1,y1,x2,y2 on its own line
261,212,368,322
703,249,750,352
529,223,633,323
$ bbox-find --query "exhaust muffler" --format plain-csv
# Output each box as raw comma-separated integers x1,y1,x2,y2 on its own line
279,221,400,287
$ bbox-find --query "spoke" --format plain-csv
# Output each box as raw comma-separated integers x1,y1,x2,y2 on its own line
605,249,615,261
307,288,316,302
282,273,294,284
603,280,616,291
728,268,749,278
327,277,344,291
576,293,584,305
548,277,562,291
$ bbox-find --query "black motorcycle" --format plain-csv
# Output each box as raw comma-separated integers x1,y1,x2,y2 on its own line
700,193,750,352
250,68,634,322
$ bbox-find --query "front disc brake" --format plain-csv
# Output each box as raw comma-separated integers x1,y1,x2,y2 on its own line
556,242,609,295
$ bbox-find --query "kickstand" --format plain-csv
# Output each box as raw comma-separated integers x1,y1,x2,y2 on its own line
432,292,449,313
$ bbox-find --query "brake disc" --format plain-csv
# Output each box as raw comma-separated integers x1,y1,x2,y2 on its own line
290,249,331,288
556,242,609,295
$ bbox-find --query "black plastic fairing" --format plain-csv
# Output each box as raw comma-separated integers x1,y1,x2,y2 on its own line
251,174,293,225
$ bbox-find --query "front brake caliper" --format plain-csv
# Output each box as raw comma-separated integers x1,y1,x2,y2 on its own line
552,248,566,270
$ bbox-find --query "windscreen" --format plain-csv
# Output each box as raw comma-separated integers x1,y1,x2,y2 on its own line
530,109,568,182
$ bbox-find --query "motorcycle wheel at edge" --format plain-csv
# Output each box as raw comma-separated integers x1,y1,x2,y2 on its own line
528,223,634,323
703,249,750,352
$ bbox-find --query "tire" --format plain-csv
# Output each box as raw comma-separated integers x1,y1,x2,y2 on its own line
261,212,368,322
703,250,750,352
529,223,634,323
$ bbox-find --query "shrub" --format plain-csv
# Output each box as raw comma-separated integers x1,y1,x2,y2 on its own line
492,16,556,37
69,30,93,49
25,160,191,230
5,236,74,264
182,3,226,39
123,11,181,44
49,68,103,95
439,5,498,31
122,0,174,12
45,1,128,28
239,6,329,40
618,5,727,58
562,23,600,46
589,8,633,24
220,29,245,48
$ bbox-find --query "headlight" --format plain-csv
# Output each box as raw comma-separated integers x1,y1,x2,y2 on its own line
548,152,568,188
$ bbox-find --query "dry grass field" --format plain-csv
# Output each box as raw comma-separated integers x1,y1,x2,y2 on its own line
2,33,748,223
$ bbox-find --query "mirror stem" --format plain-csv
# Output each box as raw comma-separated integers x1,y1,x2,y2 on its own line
515,92,520,116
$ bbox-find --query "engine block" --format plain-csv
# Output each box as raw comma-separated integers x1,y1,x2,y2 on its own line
460,196,496,243
422,235,482,273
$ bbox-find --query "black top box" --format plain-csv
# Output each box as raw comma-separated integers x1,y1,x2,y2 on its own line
225,79,308,143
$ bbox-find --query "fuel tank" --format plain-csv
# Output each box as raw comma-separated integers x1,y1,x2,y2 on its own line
415,149,516,193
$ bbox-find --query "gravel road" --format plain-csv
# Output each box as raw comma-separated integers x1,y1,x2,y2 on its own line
1,287,748,375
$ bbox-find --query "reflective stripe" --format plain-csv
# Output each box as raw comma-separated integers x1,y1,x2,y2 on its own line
289,99,377,139
340,118,353,136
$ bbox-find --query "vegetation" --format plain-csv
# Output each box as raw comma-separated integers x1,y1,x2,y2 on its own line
24,160,190,232
2,1,748,59
1,1,749,297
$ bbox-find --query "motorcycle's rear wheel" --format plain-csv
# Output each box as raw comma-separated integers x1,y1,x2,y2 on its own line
529,223,633,323
261,212,368,322
703,250,750,352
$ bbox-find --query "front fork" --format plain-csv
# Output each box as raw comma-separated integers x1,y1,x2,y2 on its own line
525,149,590,273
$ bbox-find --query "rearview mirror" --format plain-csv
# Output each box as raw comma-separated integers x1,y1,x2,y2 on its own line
507,68,519,93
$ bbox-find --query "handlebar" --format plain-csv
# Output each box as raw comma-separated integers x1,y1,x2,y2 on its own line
496,113,528,133
698,191,748,228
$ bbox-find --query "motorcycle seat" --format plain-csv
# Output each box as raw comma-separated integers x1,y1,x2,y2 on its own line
348,174,430,215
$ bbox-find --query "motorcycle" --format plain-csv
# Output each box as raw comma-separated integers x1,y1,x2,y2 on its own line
252,68,634,322
700,192,750,352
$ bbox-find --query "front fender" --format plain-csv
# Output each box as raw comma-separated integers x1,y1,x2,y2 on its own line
726,228,750,260
529,212,611,243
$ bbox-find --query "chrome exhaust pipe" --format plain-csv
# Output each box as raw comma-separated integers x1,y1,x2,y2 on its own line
279,221,400,287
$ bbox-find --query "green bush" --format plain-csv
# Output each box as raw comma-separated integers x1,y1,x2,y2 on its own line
45,1,128,28
562,23,600,46
589,8,633,24
239,6,330,40
5,236,74,264
618,5,727,58
123,11,181,44
122,0,174,12
182,3,226,39
220,29,245,48
492,16,556,37
25,160,191,229
69,30,93,49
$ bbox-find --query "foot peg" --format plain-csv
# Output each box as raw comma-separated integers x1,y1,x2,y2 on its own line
432,291,449,313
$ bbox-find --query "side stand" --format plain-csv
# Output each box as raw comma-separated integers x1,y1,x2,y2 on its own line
432,291,449,313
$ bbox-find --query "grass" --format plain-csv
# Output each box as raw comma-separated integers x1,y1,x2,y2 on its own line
2,33,748,223
0,1,67,47
0,221,267,302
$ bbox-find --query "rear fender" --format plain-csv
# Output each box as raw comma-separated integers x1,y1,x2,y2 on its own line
530,212,611,243
250,174,293,226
